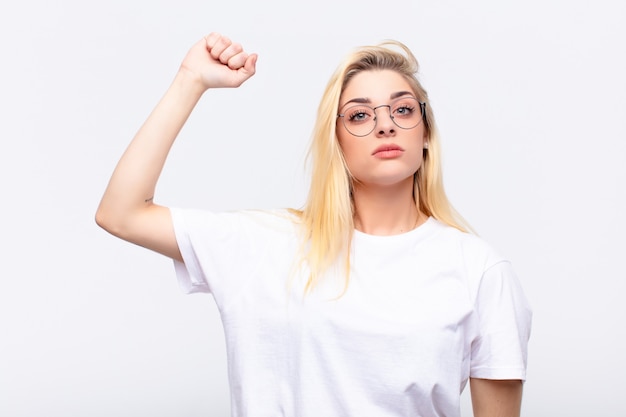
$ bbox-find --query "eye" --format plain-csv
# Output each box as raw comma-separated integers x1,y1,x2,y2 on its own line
347,107,374,123
393,104,416,117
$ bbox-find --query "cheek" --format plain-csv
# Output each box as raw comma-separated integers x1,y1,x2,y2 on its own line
336,131,355,160
337,140,362,170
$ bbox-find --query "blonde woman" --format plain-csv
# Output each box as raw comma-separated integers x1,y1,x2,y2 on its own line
97,33,532,417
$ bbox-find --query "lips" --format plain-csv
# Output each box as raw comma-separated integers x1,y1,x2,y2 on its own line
372,144,404,157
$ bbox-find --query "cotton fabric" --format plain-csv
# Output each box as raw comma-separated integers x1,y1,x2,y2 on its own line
171,208,532,417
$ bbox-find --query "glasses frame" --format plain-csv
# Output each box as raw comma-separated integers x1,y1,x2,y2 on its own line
337,97,427,137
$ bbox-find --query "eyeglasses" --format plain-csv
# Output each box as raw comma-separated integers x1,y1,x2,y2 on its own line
337,96,426,137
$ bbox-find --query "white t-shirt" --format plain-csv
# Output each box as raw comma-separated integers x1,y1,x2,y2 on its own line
171,208,532,417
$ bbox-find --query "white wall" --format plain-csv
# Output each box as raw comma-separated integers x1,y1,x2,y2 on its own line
1,1,624,416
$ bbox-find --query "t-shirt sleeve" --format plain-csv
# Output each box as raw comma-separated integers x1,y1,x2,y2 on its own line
169,207,257,296
470,260,532,381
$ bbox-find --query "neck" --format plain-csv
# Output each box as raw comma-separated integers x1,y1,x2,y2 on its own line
352,177,425,235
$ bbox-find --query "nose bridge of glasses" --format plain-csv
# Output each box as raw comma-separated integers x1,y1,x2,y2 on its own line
373,104,394,122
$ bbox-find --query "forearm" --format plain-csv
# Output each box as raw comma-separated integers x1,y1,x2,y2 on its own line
96,70,205,236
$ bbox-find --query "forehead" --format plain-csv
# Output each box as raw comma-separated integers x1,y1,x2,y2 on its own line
340,70,413,104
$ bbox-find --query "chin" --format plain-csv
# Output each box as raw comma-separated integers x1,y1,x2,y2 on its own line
356,173,416,188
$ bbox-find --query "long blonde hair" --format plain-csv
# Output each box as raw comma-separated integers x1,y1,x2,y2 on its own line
292,40,471,293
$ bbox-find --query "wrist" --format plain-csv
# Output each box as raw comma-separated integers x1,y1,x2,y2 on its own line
173,67,209,97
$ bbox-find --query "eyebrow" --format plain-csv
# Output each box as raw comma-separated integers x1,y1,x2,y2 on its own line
339,91,415,109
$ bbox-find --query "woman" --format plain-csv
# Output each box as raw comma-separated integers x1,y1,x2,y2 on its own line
96,32,531,417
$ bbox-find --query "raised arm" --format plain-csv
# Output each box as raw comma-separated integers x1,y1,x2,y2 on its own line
95,33,257,261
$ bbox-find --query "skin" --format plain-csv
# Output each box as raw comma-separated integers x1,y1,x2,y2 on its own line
471,379,523,417
96,33,523,416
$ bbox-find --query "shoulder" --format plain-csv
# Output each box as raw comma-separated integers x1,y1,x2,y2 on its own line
237,208,301,229
429,218,507,269
170,207,300,236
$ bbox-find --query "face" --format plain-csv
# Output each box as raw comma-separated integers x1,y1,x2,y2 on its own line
337,70,426,189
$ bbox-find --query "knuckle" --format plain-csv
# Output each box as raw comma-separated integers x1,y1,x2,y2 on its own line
204,32,220,46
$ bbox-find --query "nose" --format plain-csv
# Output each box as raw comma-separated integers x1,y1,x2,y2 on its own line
374,105,395,137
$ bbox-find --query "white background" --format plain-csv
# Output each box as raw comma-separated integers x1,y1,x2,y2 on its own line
1,0,625,416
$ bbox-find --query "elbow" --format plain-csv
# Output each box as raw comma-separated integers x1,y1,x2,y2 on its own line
94,208,108,231
95,208,113,234
94,205,125,238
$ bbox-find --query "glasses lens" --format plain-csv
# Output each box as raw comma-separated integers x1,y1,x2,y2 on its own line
341,105,376,137
389,97,422,130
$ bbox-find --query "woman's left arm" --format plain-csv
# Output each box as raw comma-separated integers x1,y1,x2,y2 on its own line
470,378,523,417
